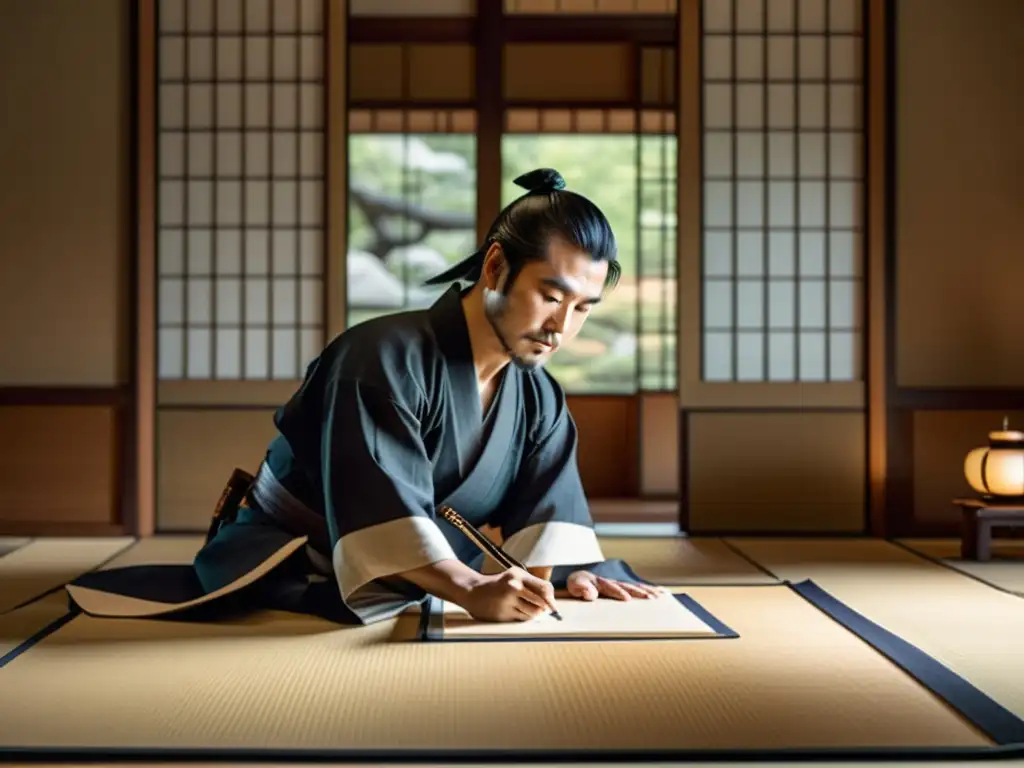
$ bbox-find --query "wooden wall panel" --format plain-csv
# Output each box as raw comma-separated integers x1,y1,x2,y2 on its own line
895,0,1024,387
567,395,639,499
640,393,678,496
504,44,633,102
640,47,675,105
156,410,279,531
348,44,403,101
0,0,130,386
349,44,475,103
0,406,119,530
687,412,865,534
408,45,476,101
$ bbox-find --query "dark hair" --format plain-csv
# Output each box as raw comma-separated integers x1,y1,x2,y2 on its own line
424,168,620,291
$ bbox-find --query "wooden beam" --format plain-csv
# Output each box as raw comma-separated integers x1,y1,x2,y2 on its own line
503,98,657,109
503,15,677,45
347,100,476,110
348,98,672,110
892,389,1024,411
867,0,890,537
475,0,503,244
348,17,474,43
133,0,157,538
347,15,676,45
677,0,699,532
326,0,348,339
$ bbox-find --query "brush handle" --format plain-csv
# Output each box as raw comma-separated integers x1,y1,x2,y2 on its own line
438,505,520,570
438,505,564,621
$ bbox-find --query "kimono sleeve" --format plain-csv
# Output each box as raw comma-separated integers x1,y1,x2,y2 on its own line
321,379,458,622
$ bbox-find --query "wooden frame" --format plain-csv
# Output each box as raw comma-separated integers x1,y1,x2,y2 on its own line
326,1,349,342
676,0,700,524
865,0,889,537
347,15,677,45
345,7,681,502
674,0,883,534
138,0,344,534
133,0,157,537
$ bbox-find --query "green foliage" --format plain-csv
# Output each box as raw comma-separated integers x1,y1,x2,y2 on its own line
347,134,478,265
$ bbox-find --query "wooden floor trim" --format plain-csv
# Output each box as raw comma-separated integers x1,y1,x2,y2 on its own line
0,522,127,537
0,387,129,407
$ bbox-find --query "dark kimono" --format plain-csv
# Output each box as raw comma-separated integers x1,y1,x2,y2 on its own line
67,285,640,625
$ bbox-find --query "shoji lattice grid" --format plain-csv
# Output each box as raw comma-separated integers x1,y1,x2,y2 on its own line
640,129,678,392
701,0,864,382
157,0,326,380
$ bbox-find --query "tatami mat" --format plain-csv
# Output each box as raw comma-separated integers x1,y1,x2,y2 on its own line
0,583,993,752
598,536,778,584
0,537,135,614
898,538,1024,595
726,538,1024,722
0,538,31,558
0,532,761,660
0,536,204,660
10,764,1024,768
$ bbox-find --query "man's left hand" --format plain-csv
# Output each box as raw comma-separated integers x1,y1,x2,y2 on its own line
566,570,667,601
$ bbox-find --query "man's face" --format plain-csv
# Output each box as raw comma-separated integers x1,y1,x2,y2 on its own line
483,238,608,370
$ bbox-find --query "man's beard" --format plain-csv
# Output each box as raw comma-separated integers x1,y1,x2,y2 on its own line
482,288,550,371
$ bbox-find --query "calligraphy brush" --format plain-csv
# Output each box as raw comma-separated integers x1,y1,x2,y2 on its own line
438,505,563,621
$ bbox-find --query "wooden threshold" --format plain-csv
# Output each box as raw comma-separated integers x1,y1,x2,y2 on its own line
589,498,680,524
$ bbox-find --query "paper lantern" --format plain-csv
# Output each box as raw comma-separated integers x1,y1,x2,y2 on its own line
964,417,1024,499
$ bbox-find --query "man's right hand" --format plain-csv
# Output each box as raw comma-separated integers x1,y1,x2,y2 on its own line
460,567,556,622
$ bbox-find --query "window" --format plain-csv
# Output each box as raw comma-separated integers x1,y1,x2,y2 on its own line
156,0,326,381
344,11,678,398
701,0,864,382
345,110,478,328
502,109,677,394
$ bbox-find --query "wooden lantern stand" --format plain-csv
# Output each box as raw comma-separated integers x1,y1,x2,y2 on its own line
953,497,1024,561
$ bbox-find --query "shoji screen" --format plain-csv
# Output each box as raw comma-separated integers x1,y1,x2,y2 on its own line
153,0,332,530
157,0,326,383
683,0,867,533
